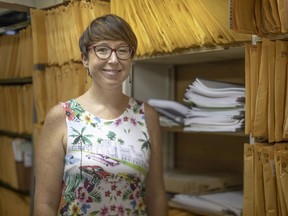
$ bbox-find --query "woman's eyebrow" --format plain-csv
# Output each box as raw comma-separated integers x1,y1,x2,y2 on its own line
94,41,129,47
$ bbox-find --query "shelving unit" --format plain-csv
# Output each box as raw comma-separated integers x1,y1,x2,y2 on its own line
0,1,256,215
161,126,248,136
0,130,32,139
0,77,33,216
0,179,30,195
0,77,32,85
0,20,29,34
132,44,249,195
0,2,34,215
134,44,246,65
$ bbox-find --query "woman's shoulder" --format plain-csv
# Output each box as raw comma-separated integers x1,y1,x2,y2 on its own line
140,102,159,128
130,97,158,116
143,101,158,116
44,103,66,126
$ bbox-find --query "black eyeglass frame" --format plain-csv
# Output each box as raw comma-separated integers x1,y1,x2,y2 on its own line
88,45,134,60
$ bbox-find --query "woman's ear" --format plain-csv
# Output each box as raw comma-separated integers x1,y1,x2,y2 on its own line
81,53,89,68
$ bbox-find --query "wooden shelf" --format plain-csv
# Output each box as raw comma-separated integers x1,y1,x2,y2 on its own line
161,126,248,136
0,130,32,139
264,33,288,40
0,180,30,196
0,76,32,85
133,44,245,65
0,20,29,34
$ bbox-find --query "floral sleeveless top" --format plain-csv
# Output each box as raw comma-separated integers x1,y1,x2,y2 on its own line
58,98,151,216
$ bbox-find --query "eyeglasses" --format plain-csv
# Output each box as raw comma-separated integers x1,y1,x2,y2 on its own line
88,45,133,60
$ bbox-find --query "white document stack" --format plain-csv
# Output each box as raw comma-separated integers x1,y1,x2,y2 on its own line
170,190,243,216
147,99,190,126
183,78,245,132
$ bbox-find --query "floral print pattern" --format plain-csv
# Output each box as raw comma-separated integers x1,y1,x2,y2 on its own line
59,98,150,216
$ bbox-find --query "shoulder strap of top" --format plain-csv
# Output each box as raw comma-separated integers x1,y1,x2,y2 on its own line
59,99,76,121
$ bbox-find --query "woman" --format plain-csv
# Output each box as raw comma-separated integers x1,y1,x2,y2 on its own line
33,14,168,215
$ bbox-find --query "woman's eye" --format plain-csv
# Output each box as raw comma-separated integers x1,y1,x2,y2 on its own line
118,47,129,53
96,47,110,53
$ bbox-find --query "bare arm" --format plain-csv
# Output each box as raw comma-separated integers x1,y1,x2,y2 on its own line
144,104,168,216
33,104,66,216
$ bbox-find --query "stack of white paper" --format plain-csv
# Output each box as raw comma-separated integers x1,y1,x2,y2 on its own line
170,190,243,216
148,99,190,125
183,78,245,132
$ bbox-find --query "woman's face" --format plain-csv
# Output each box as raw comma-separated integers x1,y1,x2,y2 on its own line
84,40,133,90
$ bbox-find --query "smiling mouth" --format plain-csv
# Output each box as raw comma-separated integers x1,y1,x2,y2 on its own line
103,69,121,74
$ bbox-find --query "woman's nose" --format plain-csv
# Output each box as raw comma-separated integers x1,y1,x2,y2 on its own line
108,50,119,63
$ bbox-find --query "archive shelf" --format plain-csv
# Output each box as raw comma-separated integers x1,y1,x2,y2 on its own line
161,126,248,137
0,76,33,216
0,77,32,85
0,76,33,138
0,179,30,196
0,76,33,135
0,77,33,195
0,20,30,34
0,130,32,139
134,44,245,65
132,44,249,192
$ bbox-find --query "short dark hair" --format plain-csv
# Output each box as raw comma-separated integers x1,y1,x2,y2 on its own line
79,14,138,58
